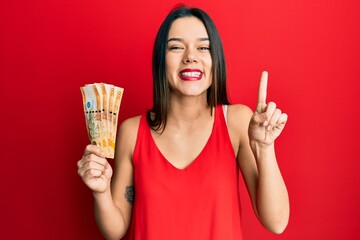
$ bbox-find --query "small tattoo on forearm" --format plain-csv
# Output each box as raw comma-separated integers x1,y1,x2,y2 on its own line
125,185,135,204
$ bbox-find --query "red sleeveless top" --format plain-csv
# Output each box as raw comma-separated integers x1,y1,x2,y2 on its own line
123,105,243,240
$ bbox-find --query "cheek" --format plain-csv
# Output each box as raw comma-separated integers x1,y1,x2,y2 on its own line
205,56,212,68
165,55,179,76
165,57,175,88
204,57,212,78
201,54,212,70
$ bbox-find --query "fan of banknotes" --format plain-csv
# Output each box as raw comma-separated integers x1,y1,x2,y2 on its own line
80,83,124,158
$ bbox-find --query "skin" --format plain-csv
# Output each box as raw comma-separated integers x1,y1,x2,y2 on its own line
77,16,289,239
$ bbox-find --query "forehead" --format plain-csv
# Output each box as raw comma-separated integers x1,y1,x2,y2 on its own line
168,16,209,39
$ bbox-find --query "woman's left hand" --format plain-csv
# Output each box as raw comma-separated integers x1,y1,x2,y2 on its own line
248,71,288,148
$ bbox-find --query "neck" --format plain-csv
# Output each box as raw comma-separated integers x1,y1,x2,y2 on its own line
167,94,212,124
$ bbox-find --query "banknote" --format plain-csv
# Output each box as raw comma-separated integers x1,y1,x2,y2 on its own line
80,85,102,148
109,86,124,158
93,83,107,156
81,83,124,158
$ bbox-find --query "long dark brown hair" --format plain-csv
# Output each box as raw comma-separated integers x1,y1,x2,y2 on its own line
147,5,230,132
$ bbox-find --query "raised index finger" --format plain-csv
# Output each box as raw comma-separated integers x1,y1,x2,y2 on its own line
256,71,268,112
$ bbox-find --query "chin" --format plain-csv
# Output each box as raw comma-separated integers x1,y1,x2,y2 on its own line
180,89,208,97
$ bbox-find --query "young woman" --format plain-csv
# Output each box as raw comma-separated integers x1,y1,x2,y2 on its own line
77,5,289,240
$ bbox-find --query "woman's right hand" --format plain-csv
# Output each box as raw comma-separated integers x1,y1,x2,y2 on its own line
77,144,113,193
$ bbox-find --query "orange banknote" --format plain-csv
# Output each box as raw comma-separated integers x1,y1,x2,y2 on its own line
81,83,124,158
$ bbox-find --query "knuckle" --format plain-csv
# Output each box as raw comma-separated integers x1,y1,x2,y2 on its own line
86,161,94,169
260,113,268,121
89,169,100,177
88,169,95,175
88,153,97,162
78,168,86,177
270,117,277,124
252,114,262,123
101,158,108,166
83,170,92,179
252,116,260,124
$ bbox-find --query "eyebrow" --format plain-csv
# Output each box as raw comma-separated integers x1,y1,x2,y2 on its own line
167,37,210,42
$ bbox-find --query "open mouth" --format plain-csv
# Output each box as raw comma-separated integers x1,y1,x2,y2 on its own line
179,68,203,81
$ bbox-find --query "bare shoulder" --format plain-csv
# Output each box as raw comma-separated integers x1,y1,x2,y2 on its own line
227,104,253,152
227,104,253,131
119,115,141,134
116,115,141,159
225,104,254,153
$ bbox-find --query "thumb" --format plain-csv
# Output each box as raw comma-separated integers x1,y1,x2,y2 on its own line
251,111,268,125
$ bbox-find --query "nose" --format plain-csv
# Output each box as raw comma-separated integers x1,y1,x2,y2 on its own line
182,49,198,64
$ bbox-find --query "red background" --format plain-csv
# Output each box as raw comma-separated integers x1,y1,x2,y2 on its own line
1,0,359,239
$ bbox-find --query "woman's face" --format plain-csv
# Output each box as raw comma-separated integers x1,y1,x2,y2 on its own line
165,16,212,97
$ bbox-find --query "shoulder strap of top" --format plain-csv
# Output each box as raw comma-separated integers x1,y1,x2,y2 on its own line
222,104,228,125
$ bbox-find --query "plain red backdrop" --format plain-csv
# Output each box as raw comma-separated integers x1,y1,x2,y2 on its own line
1,0,359,239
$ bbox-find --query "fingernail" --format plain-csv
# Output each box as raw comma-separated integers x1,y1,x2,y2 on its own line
263,121,268,127
266,125,272,131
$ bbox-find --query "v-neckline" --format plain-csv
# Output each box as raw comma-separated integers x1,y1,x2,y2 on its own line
149,107,218,171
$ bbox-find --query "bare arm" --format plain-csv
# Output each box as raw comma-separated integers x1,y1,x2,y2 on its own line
78,117,139,239
228,72,289,234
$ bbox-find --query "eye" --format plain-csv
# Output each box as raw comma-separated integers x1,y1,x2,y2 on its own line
198,46,211,51
168,45,184,51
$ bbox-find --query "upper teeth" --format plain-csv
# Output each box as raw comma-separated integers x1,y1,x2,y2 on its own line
181,72,201,77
